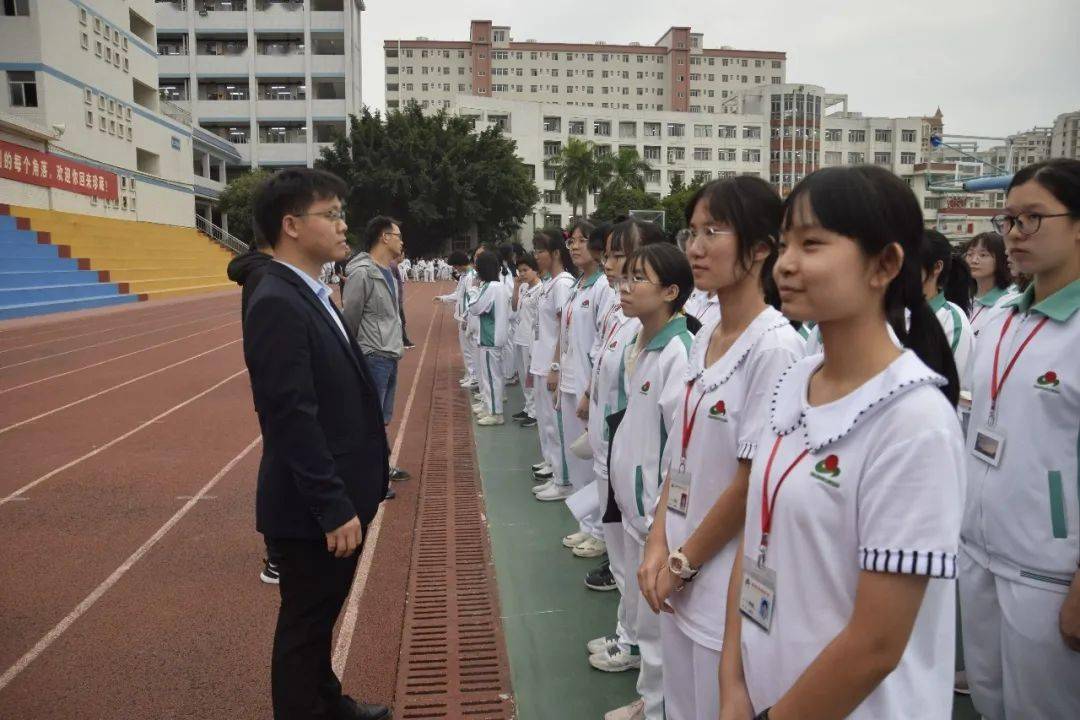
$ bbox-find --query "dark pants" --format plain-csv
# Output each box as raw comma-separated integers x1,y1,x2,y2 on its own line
364,354,399,425
266,536,363,720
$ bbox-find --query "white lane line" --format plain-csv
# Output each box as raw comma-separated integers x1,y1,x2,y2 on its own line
0,300,236,355
0,309,237,370
0,320,240,395
0,368,248,506
0,338,241,435
0,435,262,693
331,305,440,677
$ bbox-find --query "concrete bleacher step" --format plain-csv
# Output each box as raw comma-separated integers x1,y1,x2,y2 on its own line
0,270,106,289
0,282,128,304
0,243,63,259
138,282,236,300
118,275,230,293
0,293,139,321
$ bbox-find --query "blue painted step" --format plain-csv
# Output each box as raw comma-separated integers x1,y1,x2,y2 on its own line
0,283,126,304
0,257,82,271
0,216,25,231
0,293,139,321
0,270,104,289
0,229,41,244
0,243,62,259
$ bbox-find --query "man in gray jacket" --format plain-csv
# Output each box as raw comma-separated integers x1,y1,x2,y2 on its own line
343,216,411,488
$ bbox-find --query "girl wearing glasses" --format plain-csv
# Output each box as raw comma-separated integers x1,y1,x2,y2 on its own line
963,232,1018,336
638,178,803,720
719,166,963,720
960,158,1080,720
607,242,697,720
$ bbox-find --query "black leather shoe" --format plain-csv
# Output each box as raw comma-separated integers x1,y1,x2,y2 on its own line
338,695,392,719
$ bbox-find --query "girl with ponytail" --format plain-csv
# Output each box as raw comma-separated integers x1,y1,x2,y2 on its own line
921,229,975,391
718,166,964,720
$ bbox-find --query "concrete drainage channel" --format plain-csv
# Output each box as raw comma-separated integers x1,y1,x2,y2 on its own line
394,336,516,719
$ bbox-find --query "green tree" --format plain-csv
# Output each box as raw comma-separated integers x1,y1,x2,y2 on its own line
605,146,652,192
544,137,610,220
659,175,707,233
591,184,661,224
317,103,538,257
216,169,273,246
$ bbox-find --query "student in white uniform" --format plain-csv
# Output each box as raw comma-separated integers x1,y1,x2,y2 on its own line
960,158,1080,720
581,219,667,675
640,178,804,720
510,254,542,425
434,251,477,387
529,232,578,492
498,245,520,384
922,229,975,391
718,165,965,720
539,222,610,507
468,252,512,426
607,243,697,720
964,231,1018,337
683,288,720,327
462,246,487,395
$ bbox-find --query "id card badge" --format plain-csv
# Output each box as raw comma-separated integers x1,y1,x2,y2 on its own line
972,426,1005,467
957,393,972,437
534,321,540,341
667,469,692,515
739,557,777,633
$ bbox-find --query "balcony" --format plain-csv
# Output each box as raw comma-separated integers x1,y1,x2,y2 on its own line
256,141,309,165
195,51,251,75
255,99,307,117
194,9,249,32
158,54,191,77
310,54,345,76
311,98,346,118
155,3,188,31
310,11,344,31
254,3,306,31
195,99,251,119
255,53,306,76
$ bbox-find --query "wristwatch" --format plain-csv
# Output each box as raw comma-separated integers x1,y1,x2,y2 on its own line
668,548,700,581
549,362,560,372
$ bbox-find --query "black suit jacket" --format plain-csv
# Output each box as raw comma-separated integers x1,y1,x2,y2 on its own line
243,262,389,539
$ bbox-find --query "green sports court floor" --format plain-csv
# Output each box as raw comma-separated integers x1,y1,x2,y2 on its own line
474,385,978,720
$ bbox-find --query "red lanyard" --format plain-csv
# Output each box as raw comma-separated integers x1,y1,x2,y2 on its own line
990,312,1049,423
970,304,987,324
679,379,711,470
758,434,809,566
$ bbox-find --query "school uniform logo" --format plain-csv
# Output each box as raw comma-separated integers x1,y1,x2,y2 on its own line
1035,371,1061,393
640,381,651,395
609,339,618,349
811,454,841,487
582,300,591,308
707,400,728,421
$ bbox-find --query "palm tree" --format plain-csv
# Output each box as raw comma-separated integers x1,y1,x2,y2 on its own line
605,147,652,192
545,137,609,219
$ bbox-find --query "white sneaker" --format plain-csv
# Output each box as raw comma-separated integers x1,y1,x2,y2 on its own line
531,461,551,473
535,483,574,501
477,414,504,426
589,645,641,673
472,402,485,413
459,377,475,387
604,699,645,720
586,634,619,655
532,479,554,494
562,531,590,548
573,536,607,558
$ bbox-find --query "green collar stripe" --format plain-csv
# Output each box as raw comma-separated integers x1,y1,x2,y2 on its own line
1003,279,1080,322
928,293,947,314
976,286,1008,307
579,269,603,290
645,315,690,352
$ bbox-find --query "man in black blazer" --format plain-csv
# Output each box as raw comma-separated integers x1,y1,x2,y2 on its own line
244,169,391,720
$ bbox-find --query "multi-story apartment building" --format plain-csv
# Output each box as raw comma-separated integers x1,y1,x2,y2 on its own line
0,0,237,226
1005,126,1052,170
384,20,787,116
1051,110,1080,160
155,0,364,173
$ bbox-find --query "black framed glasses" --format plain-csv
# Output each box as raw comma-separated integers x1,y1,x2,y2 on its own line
991,212,1071,236
296,209,346,222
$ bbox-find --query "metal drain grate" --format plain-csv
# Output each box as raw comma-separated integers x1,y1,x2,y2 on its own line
394,316,515,720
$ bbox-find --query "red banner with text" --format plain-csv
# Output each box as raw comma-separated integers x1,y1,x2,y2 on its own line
0,139,119,201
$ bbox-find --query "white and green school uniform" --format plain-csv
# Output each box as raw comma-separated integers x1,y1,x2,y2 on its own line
512,280,543,419
960,280,1080,720
608,314,694,720
468,281,511,416
929,292,975,392
683,289,720,327
558,269,609,495
969,286,1019,338
437,268,477,381
659,308,803,720
529,272,576,481
740,351,964,719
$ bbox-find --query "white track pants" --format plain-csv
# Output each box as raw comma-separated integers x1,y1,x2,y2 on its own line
959,547,1080,720
514,344,535,418
477,347,504,416
533,376,560,475
603,519,637,652
660,613,721,720
458,323,476,381
624,533,663,720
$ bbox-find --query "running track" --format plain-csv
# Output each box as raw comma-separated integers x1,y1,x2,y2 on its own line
0,283,454,719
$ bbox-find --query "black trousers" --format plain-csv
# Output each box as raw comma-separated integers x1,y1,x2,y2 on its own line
266,536,363,720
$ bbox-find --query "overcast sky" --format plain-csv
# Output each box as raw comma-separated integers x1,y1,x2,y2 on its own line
359,0,1080,145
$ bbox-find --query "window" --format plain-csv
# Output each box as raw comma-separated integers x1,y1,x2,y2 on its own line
544,166,557,181
667,122,685,137
619,121,636,139
643,145,661,161
568,120,585,136
823,151,843,166
824,128,842,142
667,147,685,161
645,169,661,185
85,110,94,127
694,170,712,183
901,129,917,143
543,141,562,157
593,120,611,137
874,129,892,143
693,147,712,161
693,124,712,138
7,71,37,107
874,152,892,165
847,152,865,165
848,130,866,143
644,122,661,137
743,126,761,139
900,151,916,164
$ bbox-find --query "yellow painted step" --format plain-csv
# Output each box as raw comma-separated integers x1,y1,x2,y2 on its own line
121,275,228,293
87,257,224,270
138,282,238,301
105,267,230,281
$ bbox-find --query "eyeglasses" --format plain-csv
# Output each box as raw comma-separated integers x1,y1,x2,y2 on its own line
295,209,346,222
991,212,1072,236
687,226,736,244
382,231,402,239
565,235,587,248
964,249,991,261
615,276,663,292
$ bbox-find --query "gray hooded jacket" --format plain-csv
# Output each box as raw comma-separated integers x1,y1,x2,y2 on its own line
342,252,403,359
